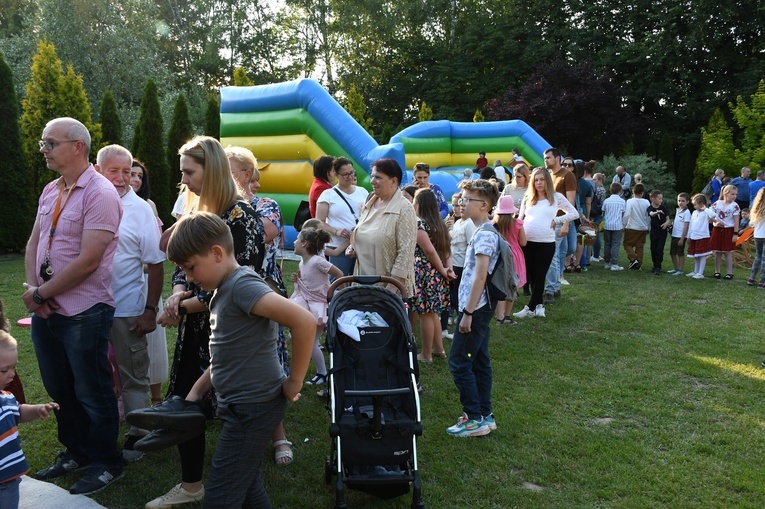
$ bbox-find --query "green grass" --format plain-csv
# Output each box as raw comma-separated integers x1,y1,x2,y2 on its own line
2,252,765,508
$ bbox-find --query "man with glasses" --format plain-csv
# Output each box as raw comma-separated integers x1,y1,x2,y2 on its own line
22,117,125,495
543,149,577,304
413,163,449,218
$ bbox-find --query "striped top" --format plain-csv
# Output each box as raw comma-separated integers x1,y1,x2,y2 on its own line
0,391,29,483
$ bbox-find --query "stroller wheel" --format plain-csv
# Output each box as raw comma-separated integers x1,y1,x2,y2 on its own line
324,456,333,485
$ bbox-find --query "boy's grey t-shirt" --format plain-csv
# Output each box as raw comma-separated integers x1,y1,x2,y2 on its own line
209,266,284,405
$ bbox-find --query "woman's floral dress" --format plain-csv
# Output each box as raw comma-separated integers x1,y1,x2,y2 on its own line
412,220,450,314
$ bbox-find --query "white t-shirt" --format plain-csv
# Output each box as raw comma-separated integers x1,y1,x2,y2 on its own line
317,185,369,247
519,193,579,243
688,208,715,240
623,197,650,231
754,220,765,239
671,208,691,237
112,189,166,317
450,218,477,268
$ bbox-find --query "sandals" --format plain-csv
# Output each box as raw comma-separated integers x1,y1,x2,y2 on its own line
416,353,433,364
273,439,293,466
433,350,447,358
574,265,582,273
714,273,721,279
564,263,574,273
496,317,516,325
306,373,327,385
723,274,733,280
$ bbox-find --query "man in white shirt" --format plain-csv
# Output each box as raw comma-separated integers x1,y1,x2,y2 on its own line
96,145,165,461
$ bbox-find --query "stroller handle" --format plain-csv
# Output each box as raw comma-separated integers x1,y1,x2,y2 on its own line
344,388,412,397
327,275,409,301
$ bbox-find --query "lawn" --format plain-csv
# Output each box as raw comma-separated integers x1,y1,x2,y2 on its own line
1,251,764,509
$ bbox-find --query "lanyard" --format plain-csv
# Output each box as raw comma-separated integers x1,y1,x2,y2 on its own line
45,180,77,260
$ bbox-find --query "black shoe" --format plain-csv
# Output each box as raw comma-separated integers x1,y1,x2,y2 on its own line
553,290,561,299
122,435,145,463
35,451,91,481
133,427,204,453
543,292,555,304
69,464,124,495
629,259,639,270
126,395,206,432
306,373,327,385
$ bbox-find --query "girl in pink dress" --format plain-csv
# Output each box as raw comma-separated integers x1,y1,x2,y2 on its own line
493,195,527,324
290,227,343,385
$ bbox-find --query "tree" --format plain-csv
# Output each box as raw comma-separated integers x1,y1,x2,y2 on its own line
204,93,220,139
729,80,765,173
485,59,638,159
20,41,63,193
99,90,122,146
473,109,484,122
344,84,373,135
167,93,194,208
417,102,432,122
601,154,676,199
233,67,254,86
133,79,172,226
59,63,101,159
693,109,740,192
0,52,32,252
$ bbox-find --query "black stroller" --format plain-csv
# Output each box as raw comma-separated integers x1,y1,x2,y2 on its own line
324,276,425,509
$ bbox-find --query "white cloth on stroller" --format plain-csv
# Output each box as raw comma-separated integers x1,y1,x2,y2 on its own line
337,310,389,341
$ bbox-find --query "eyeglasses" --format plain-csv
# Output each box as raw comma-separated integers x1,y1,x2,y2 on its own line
458,198,485,205
338,172,354,178
38,139,78,151
561,162,574,168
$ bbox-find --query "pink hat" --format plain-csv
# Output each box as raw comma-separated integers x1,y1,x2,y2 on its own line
496,195,518,215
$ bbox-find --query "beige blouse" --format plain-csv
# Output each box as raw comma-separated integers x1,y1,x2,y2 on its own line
352,189,417,295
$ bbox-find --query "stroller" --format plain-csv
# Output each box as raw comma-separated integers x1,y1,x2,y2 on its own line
324,276,425,509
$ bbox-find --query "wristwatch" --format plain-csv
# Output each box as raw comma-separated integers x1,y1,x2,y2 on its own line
145,305,159,313
33,288,45,305
178,302,187,316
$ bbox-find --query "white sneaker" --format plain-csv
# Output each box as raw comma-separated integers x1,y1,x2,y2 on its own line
513,306,535,319
692,273,705,279
448,316,454,325
145,483,205,508
604,263,611,269
685,272,697,277
442,329,453,340
534,305,546,318
560,278,570,286
610,265,624,271
589,256,603,262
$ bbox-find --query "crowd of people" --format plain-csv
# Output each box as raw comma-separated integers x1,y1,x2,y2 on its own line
8,116,761,508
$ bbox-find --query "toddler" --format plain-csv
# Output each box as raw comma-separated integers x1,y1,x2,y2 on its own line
668,193,691,275
686,194,716,279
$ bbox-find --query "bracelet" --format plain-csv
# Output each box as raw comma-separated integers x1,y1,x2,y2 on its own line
462,309,474,316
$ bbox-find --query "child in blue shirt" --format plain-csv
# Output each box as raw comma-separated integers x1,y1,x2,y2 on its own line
447,179,500,438
0,330,58,509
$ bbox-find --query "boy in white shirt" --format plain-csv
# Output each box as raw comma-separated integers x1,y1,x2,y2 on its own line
622,183,651,270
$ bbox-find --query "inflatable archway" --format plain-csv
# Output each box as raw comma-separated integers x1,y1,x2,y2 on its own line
219,79,551,245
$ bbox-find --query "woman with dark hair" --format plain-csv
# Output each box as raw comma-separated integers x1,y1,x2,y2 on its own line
130,159,158,217
308,155,336,217
315,157,369,275
349,158,417,294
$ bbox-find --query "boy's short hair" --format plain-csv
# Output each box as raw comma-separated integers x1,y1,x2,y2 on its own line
649,189,662,199
0,330,17,352
609,182,622,195
678,192,690,201
691,193,707,206
462,178,499,207
632,183,645,196
167,212,234,264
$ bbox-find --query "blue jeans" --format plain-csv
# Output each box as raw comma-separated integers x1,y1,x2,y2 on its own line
545,224,565,293
31,303,121,466
329,253,356,277
448,305,493,421
0,478,20,509
205,396,287,508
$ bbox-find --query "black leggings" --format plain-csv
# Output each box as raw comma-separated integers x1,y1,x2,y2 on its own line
523,241,556,309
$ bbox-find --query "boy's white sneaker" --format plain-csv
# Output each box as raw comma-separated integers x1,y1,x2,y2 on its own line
610,265,624,271
604,263,611,269
145,483,205,508
534,305,546,318
589,256,603,262
513,306,535,319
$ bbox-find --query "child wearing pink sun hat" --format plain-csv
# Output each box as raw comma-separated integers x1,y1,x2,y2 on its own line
492,195,527,324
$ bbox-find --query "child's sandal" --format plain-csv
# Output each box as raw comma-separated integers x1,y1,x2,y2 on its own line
723,274,734,280
273,439,293,466
714,272,722,279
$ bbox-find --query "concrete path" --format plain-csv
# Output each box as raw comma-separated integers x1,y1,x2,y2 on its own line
20,476,106,509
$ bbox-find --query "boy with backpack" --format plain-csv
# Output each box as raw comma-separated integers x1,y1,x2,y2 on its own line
447,179,500,438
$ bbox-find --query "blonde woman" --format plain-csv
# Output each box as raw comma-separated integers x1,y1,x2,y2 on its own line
514,167,578,319
502,163,530,208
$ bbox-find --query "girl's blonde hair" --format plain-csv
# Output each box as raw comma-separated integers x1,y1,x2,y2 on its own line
512,164,530,189
494,211,516,239
721,184,737,199
750,188,765,225
179,136,239,216
528,167,555,206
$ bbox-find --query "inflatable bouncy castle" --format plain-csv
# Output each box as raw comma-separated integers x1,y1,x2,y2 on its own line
219,79,551,245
